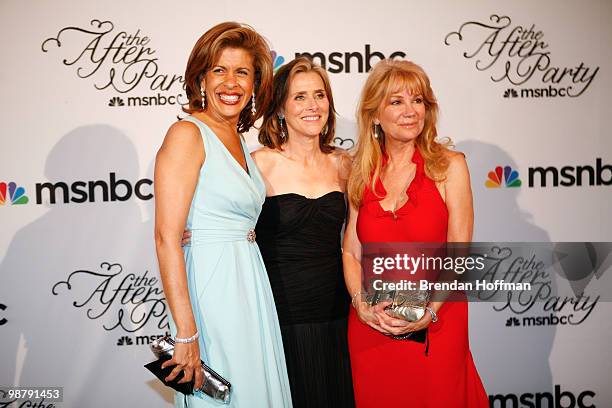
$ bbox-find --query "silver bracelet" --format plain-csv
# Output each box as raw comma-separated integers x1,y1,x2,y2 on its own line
174,331,199,344
351,291,363,308
426,306,438,323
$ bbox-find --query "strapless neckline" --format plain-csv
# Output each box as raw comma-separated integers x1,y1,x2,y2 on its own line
266,191,344,201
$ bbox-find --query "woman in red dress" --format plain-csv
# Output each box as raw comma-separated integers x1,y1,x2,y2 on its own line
343,60,488,407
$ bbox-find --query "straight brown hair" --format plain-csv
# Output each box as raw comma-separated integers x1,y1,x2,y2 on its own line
259,57,337,152
182,22,273,133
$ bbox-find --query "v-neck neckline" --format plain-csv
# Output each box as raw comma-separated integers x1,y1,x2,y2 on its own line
377,168,415,214
191,116,251,178
376,147,421,215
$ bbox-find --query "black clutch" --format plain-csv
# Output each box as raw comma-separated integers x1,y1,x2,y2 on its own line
144,354,195,396
144,335,231,403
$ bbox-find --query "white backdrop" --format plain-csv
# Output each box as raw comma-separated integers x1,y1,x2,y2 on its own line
1,0,610,407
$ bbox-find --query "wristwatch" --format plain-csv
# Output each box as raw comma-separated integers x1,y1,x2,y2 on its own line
426,306,438,323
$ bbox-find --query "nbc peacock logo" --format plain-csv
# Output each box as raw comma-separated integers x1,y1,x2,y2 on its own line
0,181,29,205
485,166,522,188
271,50,285,73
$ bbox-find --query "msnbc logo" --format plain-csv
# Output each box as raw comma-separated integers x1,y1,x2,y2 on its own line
0,182,29,205
271,50,285,72
485,166,522,188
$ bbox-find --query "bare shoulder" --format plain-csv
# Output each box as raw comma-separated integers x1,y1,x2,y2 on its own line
332,148,353,180
445,149,468,170
444,148,466,161
332,147,353,162
162,120,201,148
443,149,470,183
251,146,281,169
251,146,275,161
157,120,203,162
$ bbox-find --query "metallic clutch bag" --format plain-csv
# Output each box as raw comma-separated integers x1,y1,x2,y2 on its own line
367,289,430,322
145,335,231,404
367,289,429,342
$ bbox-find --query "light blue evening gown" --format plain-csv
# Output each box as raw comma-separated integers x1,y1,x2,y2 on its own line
172,116,292,407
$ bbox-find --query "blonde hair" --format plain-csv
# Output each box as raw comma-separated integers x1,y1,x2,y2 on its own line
259,56,336,152
347,59,451,208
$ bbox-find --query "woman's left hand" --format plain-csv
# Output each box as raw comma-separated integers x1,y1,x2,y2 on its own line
374,304,433,337
181,230,191,246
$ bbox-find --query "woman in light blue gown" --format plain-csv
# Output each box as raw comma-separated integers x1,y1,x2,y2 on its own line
154,22,292,407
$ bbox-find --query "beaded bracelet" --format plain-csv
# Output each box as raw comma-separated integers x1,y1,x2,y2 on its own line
174,331,199,344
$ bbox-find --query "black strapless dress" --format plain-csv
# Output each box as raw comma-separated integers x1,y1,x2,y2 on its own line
255,191,355,408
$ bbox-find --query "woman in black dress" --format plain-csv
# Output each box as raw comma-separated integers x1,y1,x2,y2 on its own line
184,57,354,406
252,57,354,407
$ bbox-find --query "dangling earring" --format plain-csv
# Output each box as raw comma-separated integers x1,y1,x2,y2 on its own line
373,123,379,139
277,112,286,141
200,87,206,109
251,92,256,116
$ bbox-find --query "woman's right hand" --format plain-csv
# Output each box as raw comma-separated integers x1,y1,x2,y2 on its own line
161,340,204,391
354,300,391,335
181,230,192,246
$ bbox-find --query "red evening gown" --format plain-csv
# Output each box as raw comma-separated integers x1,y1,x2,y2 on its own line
348,148,488,407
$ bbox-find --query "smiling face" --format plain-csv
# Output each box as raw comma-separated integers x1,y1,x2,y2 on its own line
376,88,426,144
283,71,330,140
201,47,255,123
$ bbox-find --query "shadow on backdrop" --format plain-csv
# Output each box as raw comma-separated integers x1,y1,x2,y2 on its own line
0,125,172,407
458,140,554,397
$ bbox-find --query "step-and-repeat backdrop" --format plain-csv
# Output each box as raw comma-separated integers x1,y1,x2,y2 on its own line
1,0,610,406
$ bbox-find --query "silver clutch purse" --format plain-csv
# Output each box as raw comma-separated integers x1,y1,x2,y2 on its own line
149,335,231,403
368,289,430,322
366,289,430,342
